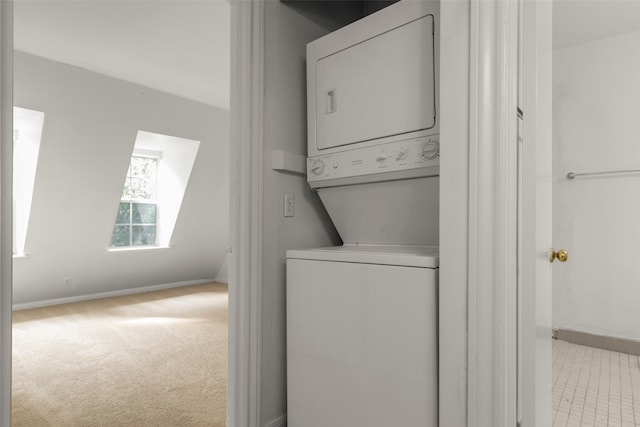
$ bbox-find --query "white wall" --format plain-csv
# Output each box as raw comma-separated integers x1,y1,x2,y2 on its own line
259,2,363,424
553,30,640,341
13,51,229,305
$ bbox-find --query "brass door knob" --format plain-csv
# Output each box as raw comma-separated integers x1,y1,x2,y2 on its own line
550,248,568,263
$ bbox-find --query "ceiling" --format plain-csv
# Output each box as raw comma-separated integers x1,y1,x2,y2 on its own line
14,0,230,110
554,0,640,51
16,0,640,106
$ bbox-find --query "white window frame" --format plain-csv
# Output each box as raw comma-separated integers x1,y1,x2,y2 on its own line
111,152,160,248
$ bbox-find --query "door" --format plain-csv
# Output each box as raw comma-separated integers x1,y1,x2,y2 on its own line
518,0,553,426
314,14,436,150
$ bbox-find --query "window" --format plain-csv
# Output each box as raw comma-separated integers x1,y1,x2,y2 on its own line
108,131,200,250
13,107,45,256
111,155,158,247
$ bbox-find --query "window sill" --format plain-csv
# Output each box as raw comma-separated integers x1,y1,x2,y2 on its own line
106,245,170,254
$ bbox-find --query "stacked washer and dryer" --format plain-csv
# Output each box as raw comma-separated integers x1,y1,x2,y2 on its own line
286,1,440,426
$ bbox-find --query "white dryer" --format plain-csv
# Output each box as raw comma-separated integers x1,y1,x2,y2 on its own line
305,0,440,247
286,245,438,426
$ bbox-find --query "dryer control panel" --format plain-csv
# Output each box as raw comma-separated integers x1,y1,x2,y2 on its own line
307,135,439,184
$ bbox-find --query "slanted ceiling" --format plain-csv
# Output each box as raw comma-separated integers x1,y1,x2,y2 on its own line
14,0,230,110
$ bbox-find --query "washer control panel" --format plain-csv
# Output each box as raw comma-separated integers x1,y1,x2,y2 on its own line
307,135,439,183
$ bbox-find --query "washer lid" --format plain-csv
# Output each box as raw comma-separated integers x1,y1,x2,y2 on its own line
286,244,439,268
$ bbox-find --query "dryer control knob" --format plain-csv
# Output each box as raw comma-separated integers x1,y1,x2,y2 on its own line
311,159,325,176
422,141,439,160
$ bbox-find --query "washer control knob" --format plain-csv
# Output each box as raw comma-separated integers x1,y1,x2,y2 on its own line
311,159,325,176
422,140,440,160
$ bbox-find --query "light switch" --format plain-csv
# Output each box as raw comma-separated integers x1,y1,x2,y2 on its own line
284,193,294,217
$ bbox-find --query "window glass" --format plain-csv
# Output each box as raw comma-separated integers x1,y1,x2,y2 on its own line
111,156,158,247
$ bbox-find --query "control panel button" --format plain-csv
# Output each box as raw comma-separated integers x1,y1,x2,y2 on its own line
332,163,339,169
311,159,325,175
422,140,439,160
376,154,388,163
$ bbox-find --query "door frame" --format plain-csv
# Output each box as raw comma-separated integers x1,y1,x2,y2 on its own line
441,0,527,425
466,0,520,424
0,0,12,425
228,0,263,426
518,0,553,425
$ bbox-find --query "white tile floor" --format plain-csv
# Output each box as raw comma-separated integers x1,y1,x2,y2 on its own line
553,339,640,427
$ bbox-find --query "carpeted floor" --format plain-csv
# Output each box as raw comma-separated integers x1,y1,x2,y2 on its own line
11,282,228,427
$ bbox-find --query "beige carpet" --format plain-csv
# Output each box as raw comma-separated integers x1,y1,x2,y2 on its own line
11,282,228,427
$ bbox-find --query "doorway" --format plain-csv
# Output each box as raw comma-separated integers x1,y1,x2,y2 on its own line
550,1,640,425
10,1,231,424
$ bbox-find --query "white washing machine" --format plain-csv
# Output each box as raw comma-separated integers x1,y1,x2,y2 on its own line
286,245,438,426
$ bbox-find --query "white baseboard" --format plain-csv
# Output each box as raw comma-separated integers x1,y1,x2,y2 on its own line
264,414,287,427
12,279,215,311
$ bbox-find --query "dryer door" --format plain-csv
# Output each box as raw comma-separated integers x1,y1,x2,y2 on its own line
314,14,436,151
